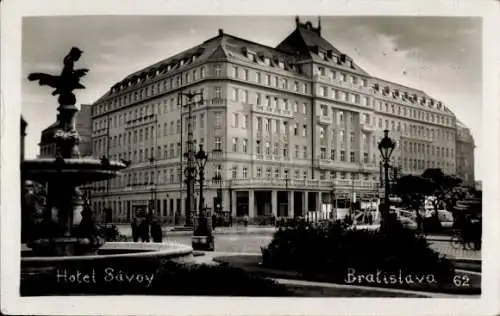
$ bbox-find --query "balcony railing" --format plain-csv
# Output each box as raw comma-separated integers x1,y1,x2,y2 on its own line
317,114,332,125
229,178,379,190
252,104,294,118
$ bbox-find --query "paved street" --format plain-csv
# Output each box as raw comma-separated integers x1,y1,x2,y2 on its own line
115,224,481,261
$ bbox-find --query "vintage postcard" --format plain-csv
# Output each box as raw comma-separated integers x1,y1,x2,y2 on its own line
1,0,499,315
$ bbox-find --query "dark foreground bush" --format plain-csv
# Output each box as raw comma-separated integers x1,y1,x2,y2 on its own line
21,259,290,296
261,220,455,286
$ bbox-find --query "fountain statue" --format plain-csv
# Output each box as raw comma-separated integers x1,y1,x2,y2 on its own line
24,47,126,256
21,48,193,293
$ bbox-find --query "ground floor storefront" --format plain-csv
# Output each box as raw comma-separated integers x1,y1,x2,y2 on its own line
92,187,380,225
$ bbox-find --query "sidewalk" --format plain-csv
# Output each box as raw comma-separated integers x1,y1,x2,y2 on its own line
114,223,277,237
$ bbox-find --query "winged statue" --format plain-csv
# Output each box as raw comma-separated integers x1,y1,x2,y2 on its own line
28,47,89,105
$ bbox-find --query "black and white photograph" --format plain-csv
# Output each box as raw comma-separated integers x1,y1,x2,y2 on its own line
2,0,499,315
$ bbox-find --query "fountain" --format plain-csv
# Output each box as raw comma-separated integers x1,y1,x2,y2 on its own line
21,48,192,279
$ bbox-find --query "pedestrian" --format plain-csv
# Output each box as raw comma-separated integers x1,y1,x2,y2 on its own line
139,218,150,242
244,214,249,227
131,217,139,242
212,213,217,230
150,217,163,243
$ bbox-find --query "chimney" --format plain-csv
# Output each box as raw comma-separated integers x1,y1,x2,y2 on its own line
218,29,224,37
317,16,322,36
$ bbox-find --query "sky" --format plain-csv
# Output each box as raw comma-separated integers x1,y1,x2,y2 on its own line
21,15,482,179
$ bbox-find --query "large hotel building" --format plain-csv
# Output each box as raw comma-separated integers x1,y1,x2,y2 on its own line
89,18,475,223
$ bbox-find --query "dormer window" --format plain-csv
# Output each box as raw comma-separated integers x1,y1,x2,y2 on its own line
333,56,339,64
372,83,380,91
349,61,354,69
318,51,325,60
264,57,270,66
278,61,285,69
180,60,184,66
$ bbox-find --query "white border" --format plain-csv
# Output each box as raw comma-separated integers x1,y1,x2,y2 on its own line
2,0,499,315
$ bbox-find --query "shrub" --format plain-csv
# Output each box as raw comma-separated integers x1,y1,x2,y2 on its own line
261,220,454,285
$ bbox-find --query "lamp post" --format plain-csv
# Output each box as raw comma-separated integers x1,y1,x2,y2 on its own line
378,129,396,229
179,90,204,227
284,169,289,217
195,144,208,218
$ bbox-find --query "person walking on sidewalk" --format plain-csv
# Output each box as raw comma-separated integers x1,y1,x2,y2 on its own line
150,216,163,243
131,217,139,242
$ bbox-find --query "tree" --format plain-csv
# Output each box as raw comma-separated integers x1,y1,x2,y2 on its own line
394,175,435,232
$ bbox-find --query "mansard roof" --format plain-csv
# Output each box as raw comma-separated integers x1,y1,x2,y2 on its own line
276,19,369,76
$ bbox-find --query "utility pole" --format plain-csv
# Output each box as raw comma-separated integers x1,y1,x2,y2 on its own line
179,90,204,227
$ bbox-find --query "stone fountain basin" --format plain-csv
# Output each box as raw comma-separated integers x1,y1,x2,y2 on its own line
22,158,127,185
21,242,194,295
21,242,194,270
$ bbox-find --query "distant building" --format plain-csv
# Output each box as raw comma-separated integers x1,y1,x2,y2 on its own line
90,17,473,223
39,104,92,158
455,120,475,186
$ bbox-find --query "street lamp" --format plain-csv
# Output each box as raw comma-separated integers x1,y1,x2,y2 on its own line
378,129,396,229
194,144,208,217
284,169,289,217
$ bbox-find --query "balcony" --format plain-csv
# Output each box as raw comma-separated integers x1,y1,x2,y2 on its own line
360,122,376,132
252,104,294,118
228,178,379,190
317,114,332,125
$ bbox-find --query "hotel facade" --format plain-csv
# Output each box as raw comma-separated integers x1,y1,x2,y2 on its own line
89,18,474,223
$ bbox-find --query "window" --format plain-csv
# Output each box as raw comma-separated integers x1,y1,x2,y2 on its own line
273,142,279,155
340,150,346,161
295,145,299,158
231,166,238,179
330,149,336,160
320,86,327,97
293,123,298,136
303,146,308,158
293,101,298,112
302,125,307,137
242,167,248,179
215,137,222,150
242,90,248,103
242,115,248,129
200,114,205,129
321,104,328,116
266,168,271,178
215,87,222,99
265,142,271,155
256,168,262,178
232,88,238,101
283,143,288,157
256,72,261,83
320,148,327,159
215,112,223,128
319,126,325,139
242,139,248,153
232,113,239,128
302,103,307,114
232,66,238,78
232,137,238,152
265,74,271,85
294,81,299,92
281,79,287,89
243,69,249,81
